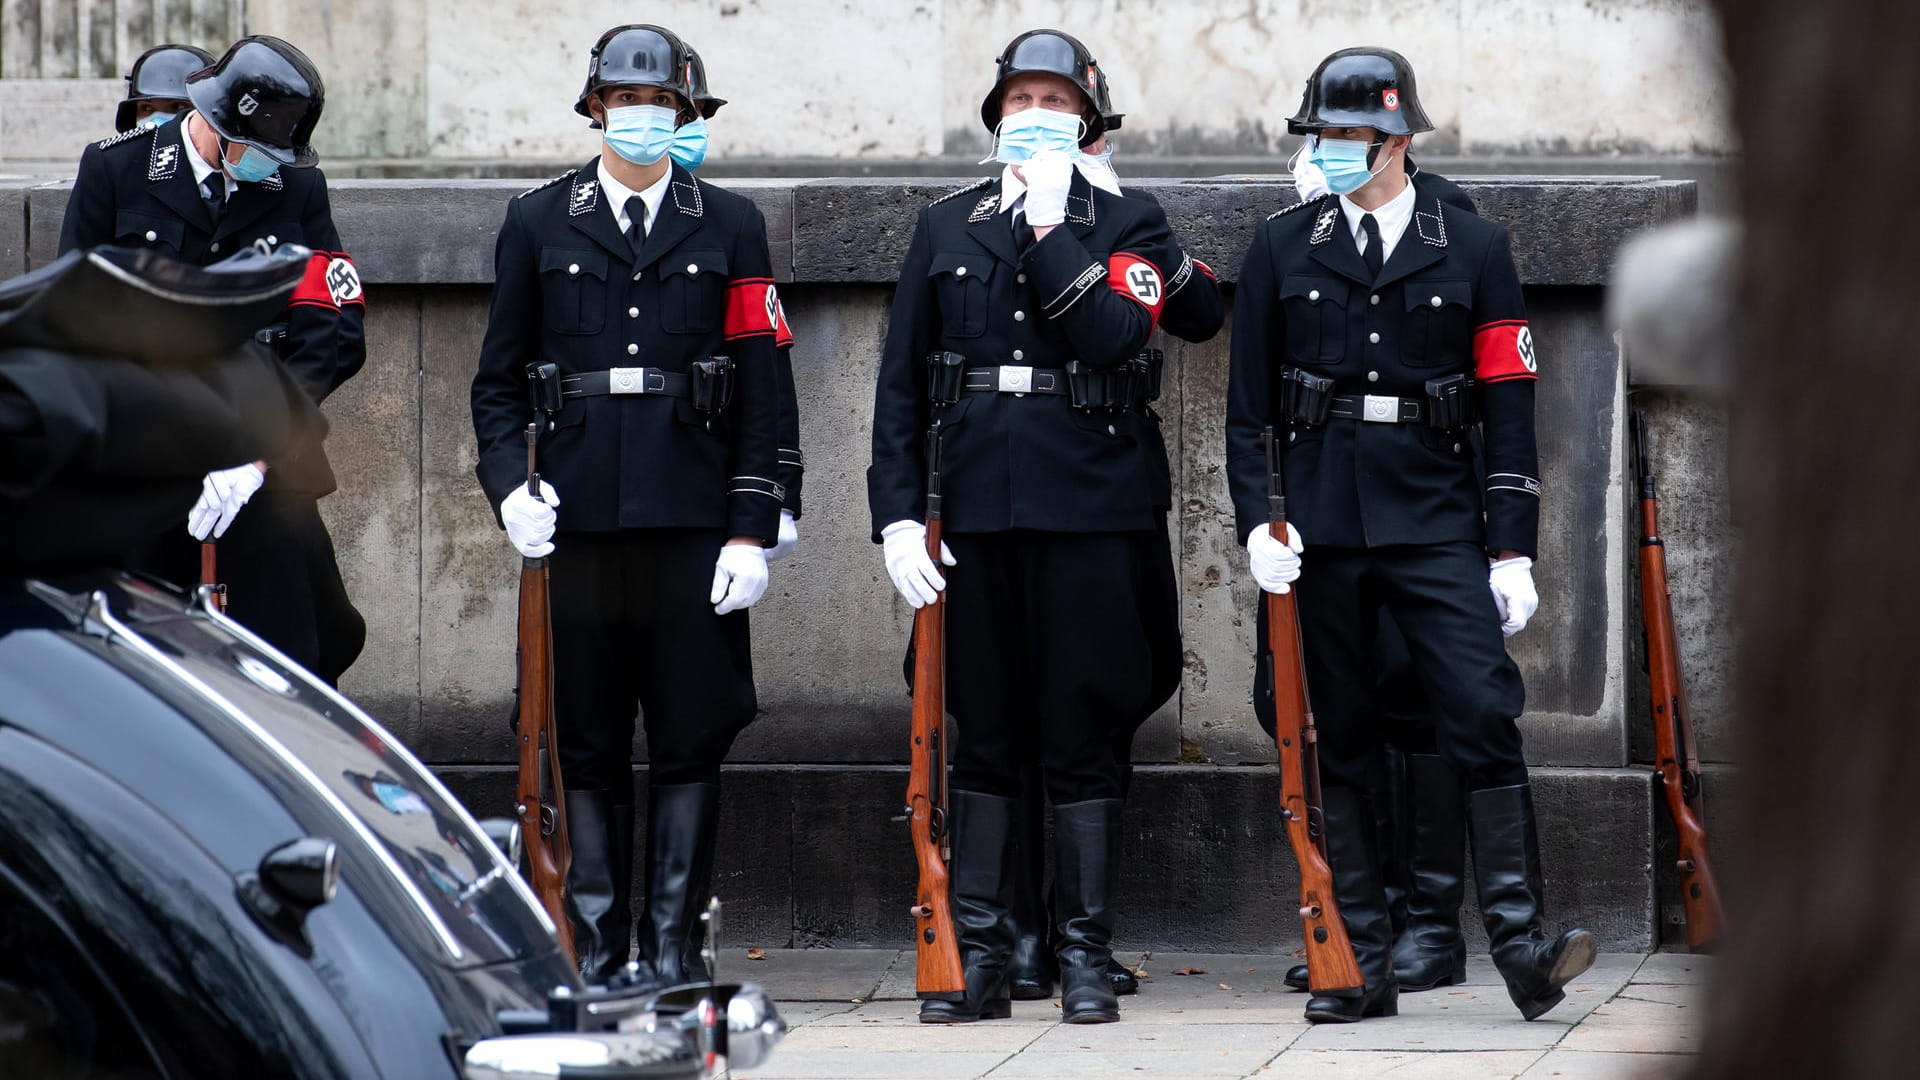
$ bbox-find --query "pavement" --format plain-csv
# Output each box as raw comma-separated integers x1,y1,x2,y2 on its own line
721,949,1708,1080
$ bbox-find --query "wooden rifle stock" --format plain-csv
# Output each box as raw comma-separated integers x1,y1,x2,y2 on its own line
1632,410,1726,952
517,416,576,965
1263,427,1364,994
907,421,966,1000
199,541,227,610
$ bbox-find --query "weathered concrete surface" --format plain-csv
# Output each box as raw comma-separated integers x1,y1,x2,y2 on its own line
0,180,29,276
440,764,1653,952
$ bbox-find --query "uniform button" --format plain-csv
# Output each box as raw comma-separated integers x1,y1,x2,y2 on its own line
1370,294,1380,305
1453,442,1463,453
568,263,580,275
686,262,699,275
209,242,220,253
1430,296,1443,308
1014,310,1026,321
1017,272,1028,284
626,343,639,355
1367,370,1379,383
955,266,968,278
1289,431,1297,443
1308,289,1320,301
633,272,643,281
1107,423,1116,436
1369,332,1380,344
1012,349,1024,361
144,230,157,241
266,234,277,245
628,307,639,318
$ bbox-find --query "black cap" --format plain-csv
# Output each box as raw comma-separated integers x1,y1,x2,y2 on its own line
116,44,215,133
1286,47,1434,137
1091,60,1123,132
575,24,718,127
185,36,325,167
980,29,1107,148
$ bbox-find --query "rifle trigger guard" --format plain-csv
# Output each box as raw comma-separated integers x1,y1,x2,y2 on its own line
539,802,557,838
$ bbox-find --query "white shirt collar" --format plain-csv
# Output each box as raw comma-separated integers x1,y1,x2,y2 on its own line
182,113,231,201
998,164,1027,214
599,159,674,236
1338,174,1417,262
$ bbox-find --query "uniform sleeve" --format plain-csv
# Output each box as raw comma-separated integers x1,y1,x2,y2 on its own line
281,175,367,404
773,344,805,518
717,204,785,545
1225,222,1285,544
59,145,116,254
1021,200,1168,368
1159,250,1225,344
471,198,540,513
1472,226,1540,557
865,208,937,540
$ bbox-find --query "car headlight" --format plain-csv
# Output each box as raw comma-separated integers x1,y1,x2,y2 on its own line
462,1032,699,1079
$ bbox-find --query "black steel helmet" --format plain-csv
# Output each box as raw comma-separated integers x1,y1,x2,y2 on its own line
116,44,215,133
980,29,1107,148
185,36,325,168
575,24,717,127
1091,61,1123,133
1286,47,1433,137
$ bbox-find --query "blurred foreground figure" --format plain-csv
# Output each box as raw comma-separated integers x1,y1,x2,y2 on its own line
1693,4,1920,1077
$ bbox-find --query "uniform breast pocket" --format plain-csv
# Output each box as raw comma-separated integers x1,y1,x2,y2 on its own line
1279,274,1347,367
1402,279,1474,368
114,211,184,254
658,249,729,335
928,252,994,339
538,248,609,335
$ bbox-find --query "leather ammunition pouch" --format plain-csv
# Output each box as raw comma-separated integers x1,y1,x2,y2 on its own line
1279,366,1336,426
690,355,734,414
1422,373,1478,432
927,350,966,405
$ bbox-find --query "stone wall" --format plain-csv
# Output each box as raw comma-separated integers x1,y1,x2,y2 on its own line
3,173,1727,950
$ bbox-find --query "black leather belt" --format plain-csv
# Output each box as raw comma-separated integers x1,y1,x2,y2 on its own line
1328,393,1423,423
560,368,692,399
962,366,1068,395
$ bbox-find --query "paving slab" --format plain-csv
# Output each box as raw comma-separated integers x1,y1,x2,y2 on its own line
1024,1022,1300,1055
1612,984,1701,1007
808,1000,1059,1026
774,1002,861,1027
1257,1049,1547,1078
715,948,895,1002
984,1049,1283,1077
777,1024,1045,1054
734,1049,1011,1080
1629,953,1714,985
1557,997,1701,1055
1520,1049,1695,1078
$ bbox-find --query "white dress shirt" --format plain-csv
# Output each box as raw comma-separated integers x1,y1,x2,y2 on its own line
183,114,233,203
599,159,673,237
1339,175,1417,262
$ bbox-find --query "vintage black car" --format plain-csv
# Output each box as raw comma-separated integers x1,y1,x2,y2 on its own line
0,247,783,1079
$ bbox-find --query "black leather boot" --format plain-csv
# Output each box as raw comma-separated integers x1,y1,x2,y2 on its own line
1469,783,1597,1021
1303,788,1399,1023
1376,745,1411,936
1005,773,1057,1001
564,788,635,983
635,782,720,990
920,791,1017,1023
1392,754,1468,991
1105,956,1139,995
1054,798,1123,1024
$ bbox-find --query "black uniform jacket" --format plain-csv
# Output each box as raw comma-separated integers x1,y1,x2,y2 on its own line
1123,186,1226,512
58,115,366,495
867,170,1176,539
1225,187,1540,558
471,161,788,543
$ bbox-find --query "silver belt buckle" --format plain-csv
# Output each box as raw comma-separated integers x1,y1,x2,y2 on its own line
998,365,1034,395
1362,394,1398,422
609,366,648,394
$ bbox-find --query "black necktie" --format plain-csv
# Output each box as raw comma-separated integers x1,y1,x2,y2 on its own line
203,171,226,224
1360,212,1384,280
626,196,648,252
1012,201,1036,251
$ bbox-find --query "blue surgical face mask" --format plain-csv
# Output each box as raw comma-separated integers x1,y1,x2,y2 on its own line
137,111,178,130
604,104,679,165
226,143,281,184
985,107,1084,165
667,116,709,170
1308,136,1388,196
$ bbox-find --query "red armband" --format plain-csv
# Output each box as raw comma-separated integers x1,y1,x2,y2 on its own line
1473,320,1538,382
1107,252,1165,326
1194,259,1216,280
289,251,365,311
723,277,794,348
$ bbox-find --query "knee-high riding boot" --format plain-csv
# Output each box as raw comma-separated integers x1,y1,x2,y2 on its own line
564,788,635,983
1392,754,1469,990
920,791,1017,1023
1004,772,1058,1000
1469,783,1598,1020
635,781,720,989
1054,798,1124,1024
1304,787,1400,1023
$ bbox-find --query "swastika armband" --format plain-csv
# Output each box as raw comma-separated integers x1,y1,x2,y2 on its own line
1108,253,1165,325
290,251,365,310
723,278,795,348
1473,320,1538,382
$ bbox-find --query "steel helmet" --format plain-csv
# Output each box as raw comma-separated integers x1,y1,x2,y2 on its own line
185,36,325,167
116,44,215,133
980,29,1108,148
575,24,719,127
1286,47,1434,137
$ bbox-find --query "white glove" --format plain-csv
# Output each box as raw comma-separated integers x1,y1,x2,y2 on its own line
1246,523,1305,594
1489,555,1539,637
1021,151,1074,227
500,481,560,558
187,463,266,540
711,543,770,615
881,519,956,609
767,510,799,563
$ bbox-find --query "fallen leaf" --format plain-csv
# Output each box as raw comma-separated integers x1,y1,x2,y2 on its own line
1173,967,1208,976
746,948,767,961
1218,982,1234,991
850,998,864,1004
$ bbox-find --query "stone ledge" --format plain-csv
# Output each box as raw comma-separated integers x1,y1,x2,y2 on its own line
434,763,1654,951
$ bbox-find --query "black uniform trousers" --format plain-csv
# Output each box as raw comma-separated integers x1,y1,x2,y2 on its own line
547,528,755,792
1257,541,1526,792
944,529,1159,805
140,491,365,684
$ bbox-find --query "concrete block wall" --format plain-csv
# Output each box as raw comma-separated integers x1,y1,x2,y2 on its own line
8,174,1710,950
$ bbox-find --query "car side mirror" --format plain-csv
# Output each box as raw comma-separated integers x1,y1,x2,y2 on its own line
235,837,338,953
